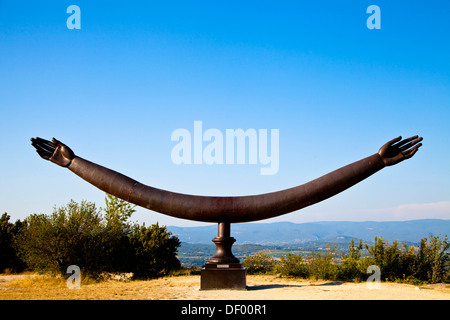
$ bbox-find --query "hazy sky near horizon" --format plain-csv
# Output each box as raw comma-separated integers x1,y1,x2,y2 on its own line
1,1,449,227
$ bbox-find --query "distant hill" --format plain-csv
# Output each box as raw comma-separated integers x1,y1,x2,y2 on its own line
168,219,450,246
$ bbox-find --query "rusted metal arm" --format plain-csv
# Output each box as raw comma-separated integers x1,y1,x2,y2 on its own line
30,136,422,223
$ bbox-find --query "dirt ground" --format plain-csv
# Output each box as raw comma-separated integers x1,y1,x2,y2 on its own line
1,274,449,300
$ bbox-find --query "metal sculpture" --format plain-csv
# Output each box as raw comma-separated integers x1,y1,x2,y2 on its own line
31,135,422,289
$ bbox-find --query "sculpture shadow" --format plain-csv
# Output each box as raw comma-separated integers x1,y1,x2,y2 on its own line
315,281,343,286
247,284,304,291
247,281,343,291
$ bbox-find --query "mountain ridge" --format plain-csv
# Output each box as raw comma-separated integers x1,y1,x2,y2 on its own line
167,219,450,245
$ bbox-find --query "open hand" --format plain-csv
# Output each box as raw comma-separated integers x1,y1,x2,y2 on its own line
378,135,423,166
30,137,75,167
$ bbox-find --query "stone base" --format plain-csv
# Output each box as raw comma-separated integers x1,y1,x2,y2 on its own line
200,263,247,290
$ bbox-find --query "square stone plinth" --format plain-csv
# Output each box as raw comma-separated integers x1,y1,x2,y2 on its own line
200,263,247,290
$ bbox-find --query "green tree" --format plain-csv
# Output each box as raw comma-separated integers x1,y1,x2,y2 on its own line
15,196,184,279
102,194,136,272
365,236,407,281
103,193,136,231
129,223,181,279
363,234,449,283
339,239,365,281
0,213,25,272
398,242,419,282
15,196,138,277
413,234,449,283
16,200,106,276
17,200,129,278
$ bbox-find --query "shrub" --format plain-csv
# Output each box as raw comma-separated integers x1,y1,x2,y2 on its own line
307,244,340,280
265,235,449,284
0,213,26,273
129,223,181,279
102,194,136,273
15,200,108,277
339,239,366,281
413,234,449,283
364,236,403,282
242,251,275,274
13,196,182,280
361,234,450,284
276,252,308,278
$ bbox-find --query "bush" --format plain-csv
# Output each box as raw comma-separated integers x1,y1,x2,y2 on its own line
14,197,182,280
15,200,109,277
307,245,340,280
364,236,403,282
242,251,275,274
339,239,366,281
129,223,181,279
276,246,340,280
102,194,136,273
252,235,449,284
410,234,449,283
361,234,450,284
276,252,308,278
0,213,26,273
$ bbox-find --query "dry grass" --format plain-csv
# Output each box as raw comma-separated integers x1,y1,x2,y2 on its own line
0,273,199,300
1,273,449,300
6,274,65,288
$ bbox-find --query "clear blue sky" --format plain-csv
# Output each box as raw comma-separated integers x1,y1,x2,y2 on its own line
1,1,449,227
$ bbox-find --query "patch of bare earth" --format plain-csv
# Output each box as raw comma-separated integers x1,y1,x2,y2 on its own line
0,274,449,300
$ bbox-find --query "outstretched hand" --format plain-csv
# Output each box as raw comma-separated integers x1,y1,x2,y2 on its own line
378,135,423,166
30,137,75,167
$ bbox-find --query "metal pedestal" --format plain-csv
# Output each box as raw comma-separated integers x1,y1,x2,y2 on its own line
200,222,247,290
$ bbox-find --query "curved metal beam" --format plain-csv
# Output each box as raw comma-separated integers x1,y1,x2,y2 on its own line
30,135,422,223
